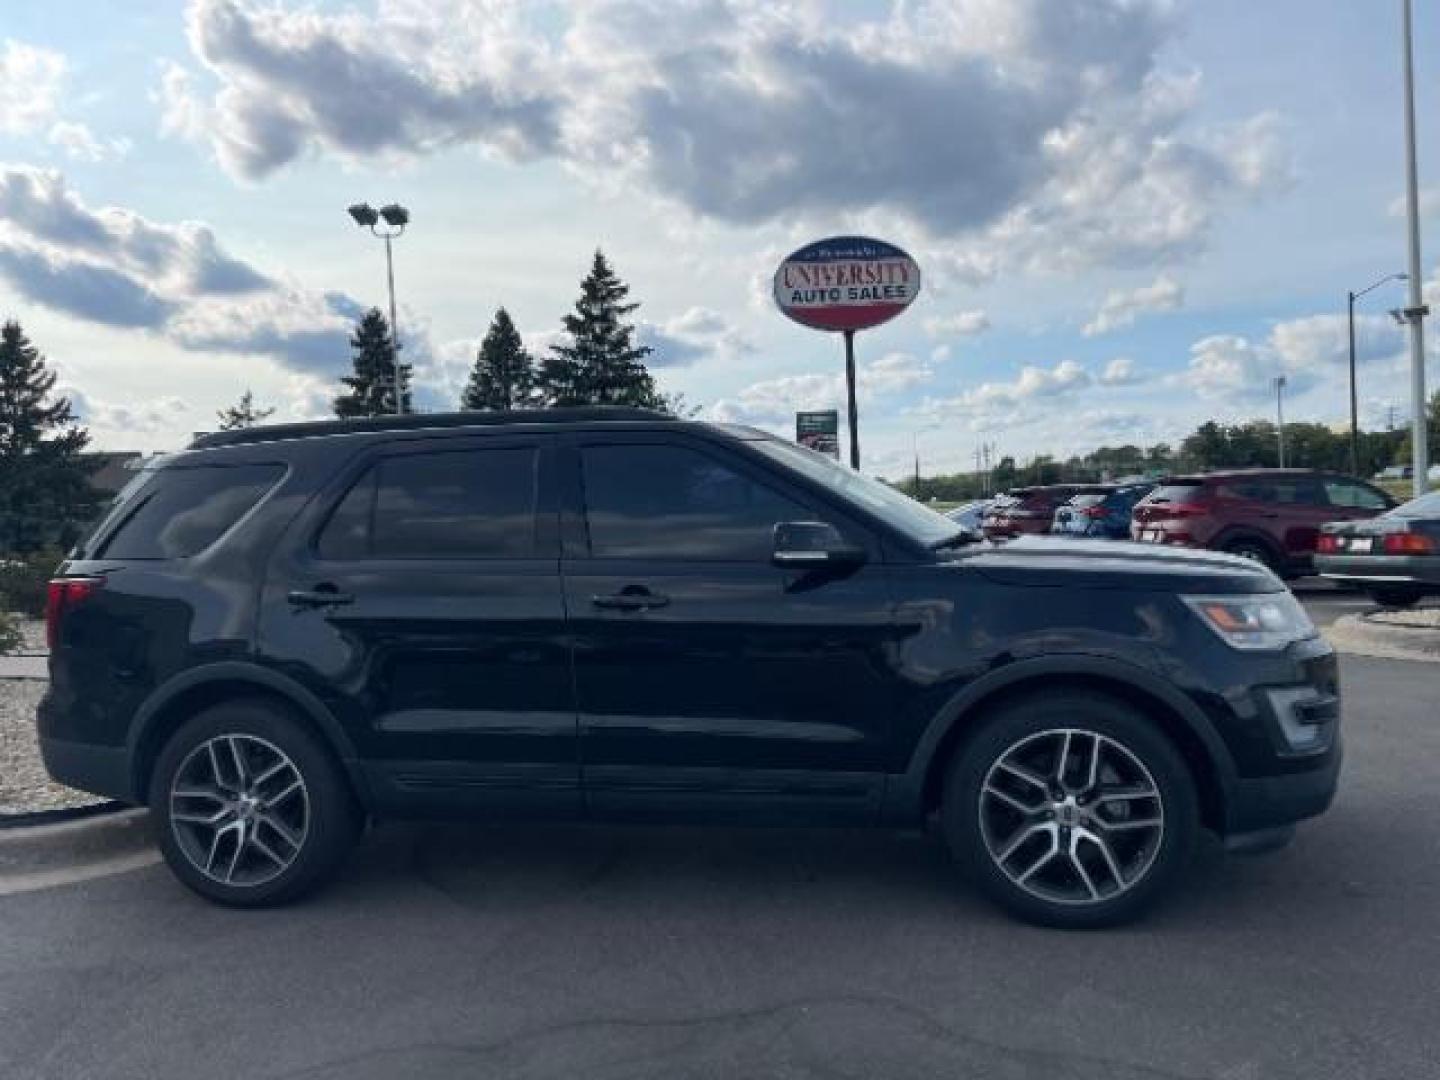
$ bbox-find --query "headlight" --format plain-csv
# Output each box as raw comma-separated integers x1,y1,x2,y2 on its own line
1181,592,1316,651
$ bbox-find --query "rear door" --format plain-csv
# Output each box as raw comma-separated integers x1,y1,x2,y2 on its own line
258,434,578,817
558,432,900,823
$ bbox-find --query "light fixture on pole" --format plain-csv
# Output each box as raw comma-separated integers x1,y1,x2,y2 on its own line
1347,272,1407,477
347,200,410,415
1400,0,1430,498
1274,375,1288,468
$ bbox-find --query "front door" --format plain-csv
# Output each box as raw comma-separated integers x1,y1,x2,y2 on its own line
559,434,901,823
258,435,578,817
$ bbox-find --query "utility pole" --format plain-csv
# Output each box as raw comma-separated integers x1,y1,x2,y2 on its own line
1401,0,1430,498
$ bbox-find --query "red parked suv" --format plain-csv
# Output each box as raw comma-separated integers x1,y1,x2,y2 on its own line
1130,469,1395,576
981,484,1087,539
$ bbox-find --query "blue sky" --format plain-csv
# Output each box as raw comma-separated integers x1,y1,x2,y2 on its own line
1,0,1438,477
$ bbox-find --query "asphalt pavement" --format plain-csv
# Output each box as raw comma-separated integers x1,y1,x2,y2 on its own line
2,599,1437,1080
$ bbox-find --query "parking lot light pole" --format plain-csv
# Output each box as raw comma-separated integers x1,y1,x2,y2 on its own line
1274,376,1288,468
347,201,410,415
1400,0,1430,498
1348,273,1408,477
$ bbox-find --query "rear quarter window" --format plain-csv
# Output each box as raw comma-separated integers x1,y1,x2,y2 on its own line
95,463,285,559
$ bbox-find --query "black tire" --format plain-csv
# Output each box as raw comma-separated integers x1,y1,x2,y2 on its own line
150,699,361,907
1366,585,1425,609
1221,537,1278,572
941,691,1199,929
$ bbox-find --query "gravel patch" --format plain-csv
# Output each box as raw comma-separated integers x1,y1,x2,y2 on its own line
16,616,45,654
1365,606,1440,629
0,679,104,815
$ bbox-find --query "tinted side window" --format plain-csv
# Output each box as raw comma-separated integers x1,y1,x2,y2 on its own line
581,443,815,560
98,464,283,559
316,447,538,559
1324,479,1389,510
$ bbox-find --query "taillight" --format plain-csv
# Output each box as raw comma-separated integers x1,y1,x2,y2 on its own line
45,577,102,650
1382,532,1437,555
1316,535,1341,554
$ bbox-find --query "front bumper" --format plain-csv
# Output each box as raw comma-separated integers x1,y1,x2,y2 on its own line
1316,553,1440,587
1224,737,1342,834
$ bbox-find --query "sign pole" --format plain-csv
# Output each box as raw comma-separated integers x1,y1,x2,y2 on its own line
843,329,860,470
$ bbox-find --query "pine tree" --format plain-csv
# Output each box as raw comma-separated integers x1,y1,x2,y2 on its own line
216,388,276,430
539,250,658,407
334,309,412,418
462,308,536,410
0,320,98,553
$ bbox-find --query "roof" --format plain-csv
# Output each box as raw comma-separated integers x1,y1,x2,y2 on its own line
1159,468,1334,482
188,407,675,450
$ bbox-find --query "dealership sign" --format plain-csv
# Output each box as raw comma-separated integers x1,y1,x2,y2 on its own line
795,410,840,459
773,236,922,332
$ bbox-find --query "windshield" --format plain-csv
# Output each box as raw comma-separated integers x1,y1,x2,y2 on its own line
1387,490,1440,518
750,438,958,546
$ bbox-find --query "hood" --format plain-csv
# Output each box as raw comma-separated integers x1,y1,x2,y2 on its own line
954,536,1279,594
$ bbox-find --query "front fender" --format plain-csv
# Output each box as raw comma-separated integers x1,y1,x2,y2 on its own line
880,653,1237,824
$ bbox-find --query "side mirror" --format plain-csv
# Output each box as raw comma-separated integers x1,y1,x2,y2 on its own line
772,521,867,570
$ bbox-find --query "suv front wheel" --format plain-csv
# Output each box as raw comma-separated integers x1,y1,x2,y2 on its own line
942,691,1198,928
150,699,361,906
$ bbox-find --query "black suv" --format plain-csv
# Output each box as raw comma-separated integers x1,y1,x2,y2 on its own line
39,409,1341,928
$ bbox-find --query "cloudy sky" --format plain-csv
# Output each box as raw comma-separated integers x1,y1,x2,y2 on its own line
1,0,1438,477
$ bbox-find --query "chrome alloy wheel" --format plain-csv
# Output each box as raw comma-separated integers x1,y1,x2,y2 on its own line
168,734,310,888
978,728,1165,906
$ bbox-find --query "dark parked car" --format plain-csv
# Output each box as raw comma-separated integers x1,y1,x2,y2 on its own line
40,409,1340,928
1316,490,1440,607
1052,483,1155,539
981,485,1088,540
1130,469,1394,576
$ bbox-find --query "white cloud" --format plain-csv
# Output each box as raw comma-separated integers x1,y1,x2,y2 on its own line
1099,357,1143,386
1082,275,1183,336
65,388,191,434
923,310,990,339
47,121,129,163
161,0,1286,270
637,306,754,368
914,358,1094,428
0,165,375,376
1174,311,1406,403
709,352,933,427
0,40,66,136
1388,187,1440,219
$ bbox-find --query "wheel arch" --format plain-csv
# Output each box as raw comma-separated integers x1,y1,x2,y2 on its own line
127,662,363,805
1211,526,1283,562
887,657,1233,834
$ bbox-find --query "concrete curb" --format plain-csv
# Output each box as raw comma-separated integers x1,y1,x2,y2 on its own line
1324,613,1440,663
0,807,158,894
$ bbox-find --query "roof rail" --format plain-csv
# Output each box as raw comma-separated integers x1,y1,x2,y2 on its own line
189,406,674,450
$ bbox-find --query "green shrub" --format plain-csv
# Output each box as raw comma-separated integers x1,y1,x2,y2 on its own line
0,550,63,617
0,602,21,656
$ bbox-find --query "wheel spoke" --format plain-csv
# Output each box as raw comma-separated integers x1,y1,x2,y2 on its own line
1093,784,1156,805
1084,734,1101,792
251,759,289,789
997,760,1049,792
173,786,227,804
259,812,302,852
1094,816,1163,832
1015,832,1059,885
983,783,1043,815
1054,731,1073,783
248,832,287,868
226,737,250,788
995,821,1050,864
266,778,303,807
1068,834,1102,900
206,742,229,791
173,807,232,827
1079,827,1127,890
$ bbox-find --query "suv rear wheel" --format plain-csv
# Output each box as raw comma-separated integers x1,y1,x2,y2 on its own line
1221,537,1278,572
150,699,361,906
942,691,1198,929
